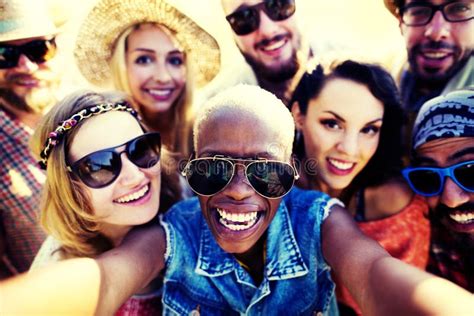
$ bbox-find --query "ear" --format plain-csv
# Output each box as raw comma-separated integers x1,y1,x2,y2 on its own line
291,102,304,130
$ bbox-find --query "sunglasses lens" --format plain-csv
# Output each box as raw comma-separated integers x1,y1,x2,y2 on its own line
25,39,57,64
454,162,474,191
408,169,442,195
186,159,234,195
247,161,295,198
73,151,121,188
265,0,296,20
227,8,259,35
128,133,161,169
0,46,19,69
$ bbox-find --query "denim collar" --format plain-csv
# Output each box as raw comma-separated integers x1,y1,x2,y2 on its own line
195,201,309,280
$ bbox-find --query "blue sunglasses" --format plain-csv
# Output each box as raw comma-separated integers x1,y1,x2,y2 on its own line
402,160,474,197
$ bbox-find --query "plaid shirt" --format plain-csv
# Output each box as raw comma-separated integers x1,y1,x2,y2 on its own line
427,222,474,292
0,107,46,276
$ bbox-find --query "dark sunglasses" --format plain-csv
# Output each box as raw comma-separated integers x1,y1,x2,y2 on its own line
401,1,473,26
226,0,296,35
67,133,161,189
0,38,57,69
402,160,474,197
181,155,299,199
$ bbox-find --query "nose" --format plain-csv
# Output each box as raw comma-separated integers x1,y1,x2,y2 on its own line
336,132,358,157
15,54,39,73
257,10,279,37
223,165,254,201
438,177,469,208
117,153,144,186
153,61,172,83
424,10,450,41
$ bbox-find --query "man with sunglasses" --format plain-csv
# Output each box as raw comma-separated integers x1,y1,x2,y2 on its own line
0,0,62,278
216,0,308,106
384,0,473,150
403,89,474,291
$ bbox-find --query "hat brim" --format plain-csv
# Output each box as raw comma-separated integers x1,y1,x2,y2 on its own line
383,0,399,17
74,0,220,88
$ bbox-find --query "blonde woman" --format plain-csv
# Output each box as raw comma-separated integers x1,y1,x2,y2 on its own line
74,0,220,159
30,90,171,314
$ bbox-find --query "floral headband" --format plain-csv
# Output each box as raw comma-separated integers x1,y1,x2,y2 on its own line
39,102,138,169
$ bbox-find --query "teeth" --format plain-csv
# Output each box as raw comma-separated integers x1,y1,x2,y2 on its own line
423,52,448,59
261,40,285,51
329,159,354,171
217,208,258,231
148,89,172,96
449,212,474,224
115,185,149,203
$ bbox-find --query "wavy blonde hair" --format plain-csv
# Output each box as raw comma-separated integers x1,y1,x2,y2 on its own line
110,22,195,158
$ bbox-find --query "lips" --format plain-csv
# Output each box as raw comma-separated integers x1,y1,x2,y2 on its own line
257,34,289,57
114,184,150,204
145,88,174,101
217,208,259,231
448,211,474,224
326,158,356,176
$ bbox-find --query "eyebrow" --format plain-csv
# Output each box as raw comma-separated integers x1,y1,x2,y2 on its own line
413,146,474,165
323,111,383,125
449,147,474,161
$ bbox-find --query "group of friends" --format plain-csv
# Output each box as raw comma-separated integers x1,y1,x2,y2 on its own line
0,0,473,315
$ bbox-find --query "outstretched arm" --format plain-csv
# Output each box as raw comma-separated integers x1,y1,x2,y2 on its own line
0,225,165,315
322,205,474,316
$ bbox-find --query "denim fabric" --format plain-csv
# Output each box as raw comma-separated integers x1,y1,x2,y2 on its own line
160,187,339,315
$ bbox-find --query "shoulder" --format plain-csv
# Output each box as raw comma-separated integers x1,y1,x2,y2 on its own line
29,236,62,271
364,177,414,220
285,187,342,221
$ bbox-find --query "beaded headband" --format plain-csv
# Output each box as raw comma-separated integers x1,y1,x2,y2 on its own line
38,102,138,169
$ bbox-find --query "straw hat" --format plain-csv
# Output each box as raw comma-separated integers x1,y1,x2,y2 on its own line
74,0,220,88
384,0,403,17
0,0,58,42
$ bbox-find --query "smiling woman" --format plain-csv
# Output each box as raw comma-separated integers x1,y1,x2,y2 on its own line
73,0,221,160
290,60,431,315
28,89,177,315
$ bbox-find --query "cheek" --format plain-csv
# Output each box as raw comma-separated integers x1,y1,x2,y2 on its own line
303,125,331,158
362,136,380,160
170,67,186,87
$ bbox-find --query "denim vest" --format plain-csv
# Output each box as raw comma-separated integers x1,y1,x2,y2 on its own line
160,188,340,315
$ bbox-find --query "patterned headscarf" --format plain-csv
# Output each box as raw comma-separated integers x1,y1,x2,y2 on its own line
412,89,474,150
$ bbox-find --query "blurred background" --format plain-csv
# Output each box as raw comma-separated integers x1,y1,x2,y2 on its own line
49,0,407,90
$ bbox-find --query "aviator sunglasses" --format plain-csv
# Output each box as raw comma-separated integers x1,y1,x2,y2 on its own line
226,0,296,35
402,160,474,197
67,132,161,189
181,155,299,199
0,38,57,69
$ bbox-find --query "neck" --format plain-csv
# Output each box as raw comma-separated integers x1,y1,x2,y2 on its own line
1,103,41,129
140,107,176,149
256,77,293,106
100,224,132,247
234,236,266,285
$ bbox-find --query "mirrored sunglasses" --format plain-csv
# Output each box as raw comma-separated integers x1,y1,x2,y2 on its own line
67,132,161,189
226,0,296,35
0,38,57,69
181,156,299,199
402,160,474,197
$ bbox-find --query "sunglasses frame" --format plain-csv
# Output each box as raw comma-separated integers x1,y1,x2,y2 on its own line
402,159,474,197
0,38,57,69
67,132,161,189
181,155,299,199
400,1,474,26
225,0,296,35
